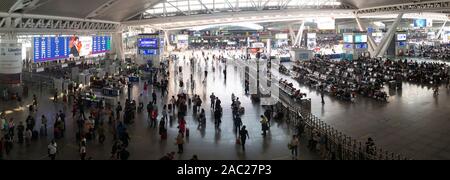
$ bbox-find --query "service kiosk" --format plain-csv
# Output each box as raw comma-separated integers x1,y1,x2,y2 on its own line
342,32,369,60
290,48,314,61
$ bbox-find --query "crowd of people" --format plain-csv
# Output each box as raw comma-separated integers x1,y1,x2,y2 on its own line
291,56,450,102
0,48,323,161
407,45,450,60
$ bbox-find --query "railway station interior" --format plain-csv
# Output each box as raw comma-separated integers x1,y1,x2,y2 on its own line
0,0,450,160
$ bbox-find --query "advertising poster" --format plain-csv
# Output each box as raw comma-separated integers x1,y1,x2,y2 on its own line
0,42,22,84
307,33,317,50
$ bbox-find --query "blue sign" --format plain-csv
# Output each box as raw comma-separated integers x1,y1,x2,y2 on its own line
414,19,427,28
92,36,111,54
34,36,111,62
138,38,158,49
355,43,368,49
33,37,70,62
140,49,157,55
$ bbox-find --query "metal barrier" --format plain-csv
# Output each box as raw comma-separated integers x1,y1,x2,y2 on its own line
277,98,409,160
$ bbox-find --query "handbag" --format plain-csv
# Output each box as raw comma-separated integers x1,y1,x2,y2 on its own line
235,137,241,145
288,143,293,150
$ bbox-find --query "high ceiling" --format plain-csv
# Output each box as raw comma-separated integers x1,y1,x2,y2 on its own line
0,0,443,22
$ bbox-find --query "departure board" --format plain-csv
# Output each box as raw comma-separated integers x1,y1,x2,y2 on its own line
33,37,70,62
92,36,111,54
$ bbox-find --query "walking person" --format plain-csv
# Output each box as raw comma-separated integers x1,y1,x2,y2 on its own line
47,140,57,160
25,128,32,146
234,114,242,136
152,91,157,104
175,131,185,153
159,117,167,140
162,105,167,123
80,140,87,160
116,102,122,120
260,115,269,136
239,126,249,151
17,122,25,144
289,135,299,160
41,115,48,136
321,91,325,104
210,93,216,110
151,108,158,128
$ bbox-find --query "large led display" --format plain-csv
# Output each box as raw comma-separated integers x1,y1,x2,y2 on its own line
92,36,111,54
343,35,353,43
397,34,407,41
138,38,158,49
140,49,158,55
414,19,427,28
34,35,111,62
354,35,367,43
355,43,368,49
33,37,70,62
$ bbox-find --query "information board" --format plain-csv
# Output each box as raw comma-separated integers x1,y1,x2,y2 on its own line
33,35,111,62
33,37,70,62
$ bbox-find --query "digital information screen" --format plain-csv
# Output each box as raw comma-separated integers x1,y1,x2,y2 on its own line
354,35,367,43
414,19,426,28
138,38,158,49
355,43,368,49
140,49,158,55
397,34,407,41
33,36,111,62
33,37,70,62
92,36,112,54
343,35,353,43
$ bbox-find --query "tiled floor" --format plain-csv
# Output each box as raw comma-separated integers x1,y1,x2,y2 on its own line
0,50,318,160
280,60,450,160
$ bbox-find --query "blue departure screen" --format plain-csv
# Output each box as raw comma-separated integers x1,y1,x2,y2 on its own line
33,37,70,62
140,49,158,55
138,38,158,49
92,36,111,54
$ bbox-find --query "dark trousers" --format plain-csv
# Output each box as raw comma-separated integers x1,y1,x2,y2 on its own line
241,139,246,150
49,154,56,160
178,144,184,153
291,146,298,158
80,153,86,160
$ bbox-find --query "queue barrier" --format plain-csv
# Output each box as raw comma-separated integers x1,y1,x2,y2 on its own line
277,96,409,160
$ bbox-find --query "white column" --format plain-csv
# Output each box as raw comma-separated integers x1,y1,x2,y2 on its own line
294,21,305,47
374,13,403,57
111,32,124,61
437,21,448,40
288,24,296,46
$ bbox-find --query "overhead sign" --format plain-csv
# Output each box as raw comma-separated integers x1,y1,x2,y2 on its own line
138,38,158,49
275,33,288,40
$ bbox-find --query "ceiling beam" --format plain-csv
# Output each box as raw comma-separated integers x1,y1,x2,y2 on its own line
123,0,166,21
85,0,120,19
165,1,189,16
198,0,214,14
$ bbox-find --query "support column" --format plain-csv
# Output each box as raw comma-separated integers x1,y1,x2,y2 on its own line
355,14,376,54
294,21,305,47
111,32,124,61
437,20,448,40
288,24,296,46
374,13,403,57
